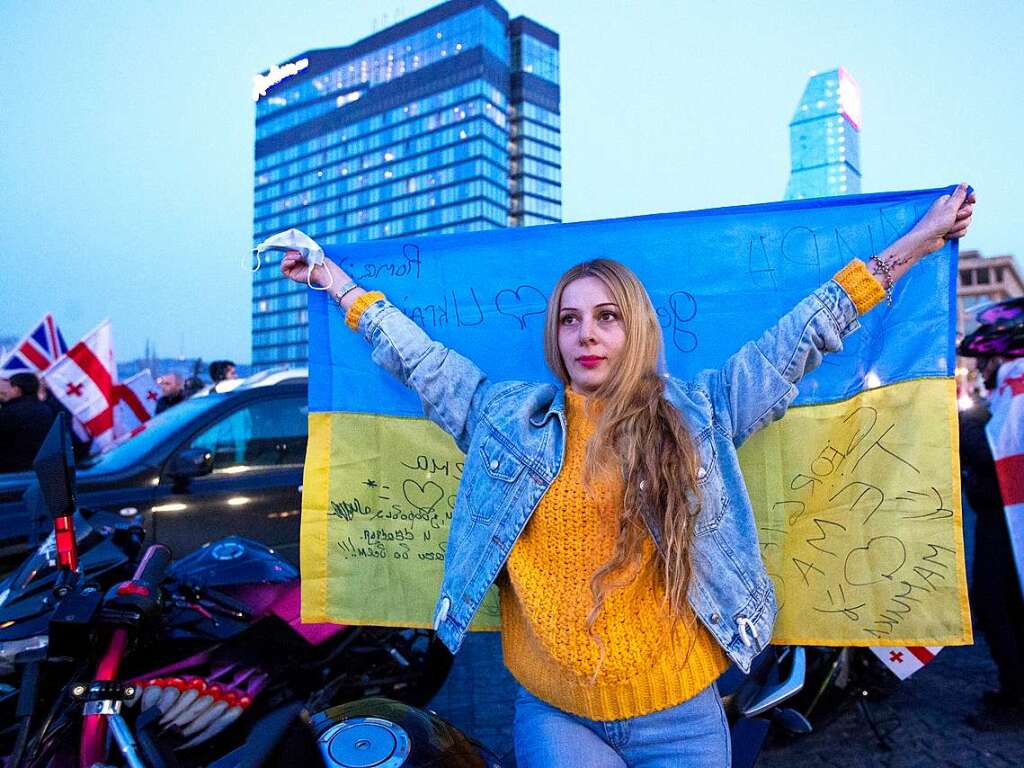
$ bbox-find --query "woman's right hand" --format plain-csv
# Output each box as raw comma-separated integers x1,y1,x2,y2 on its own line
280,249,332,288
279,250,367,310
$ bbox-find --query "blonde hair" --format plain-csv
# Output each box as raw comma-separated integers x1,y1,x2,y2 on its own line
544,259,703,673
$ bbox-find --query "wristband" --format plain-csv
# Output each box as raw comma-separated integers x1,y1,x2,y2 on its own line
333,280,358,305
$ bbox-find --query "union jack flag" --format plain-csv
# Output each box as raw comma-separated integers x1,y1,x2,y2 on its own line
0,313,68,375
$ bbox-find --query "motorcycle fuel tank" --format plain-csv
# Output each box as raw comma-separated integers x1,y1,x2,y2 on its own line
310,698,502,768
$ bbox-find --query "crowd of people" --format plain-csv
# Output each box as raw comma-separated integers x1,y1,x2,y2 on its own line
0,359,237,472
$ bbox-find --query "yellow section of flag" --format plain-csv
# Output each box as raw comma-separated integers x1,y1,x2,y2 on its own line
301,410,500,629
738,377,970,645
301,378,970,646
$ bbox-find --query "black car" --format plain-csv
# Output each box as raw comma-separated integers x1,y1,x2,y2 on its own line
0,375,307,568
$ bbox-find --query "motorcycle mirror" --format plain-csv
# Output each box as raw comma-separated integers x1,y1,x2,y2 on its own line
32,412,77,521
741,646,806,718
770,707,813,735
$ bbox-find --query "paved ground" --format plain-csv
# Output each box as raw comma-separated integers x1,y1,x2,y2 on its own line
427,499,1024,766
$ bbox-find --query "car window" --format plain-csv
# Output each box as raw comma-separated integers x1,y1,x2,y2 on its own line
188,397,308,470
80,394,231,471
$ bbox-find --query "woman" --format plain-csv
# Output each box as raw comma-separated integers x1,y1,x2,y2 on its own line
280,185,974,766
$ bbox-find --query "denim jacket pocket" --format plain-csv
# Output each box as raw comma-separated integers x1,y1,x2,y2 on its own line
468,431,526,522
695,428,717,488
695,430,726,536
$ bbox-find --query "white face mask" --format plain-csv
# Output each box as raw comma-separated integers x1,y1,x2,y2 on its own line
250,228,332,291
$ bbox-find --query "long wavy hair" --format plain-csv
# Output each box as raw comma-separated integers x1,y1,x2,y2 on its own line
543,259,703,667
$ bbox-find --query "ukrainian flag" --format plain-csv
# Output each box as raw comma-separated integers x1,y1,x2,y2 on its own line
300,187,971,647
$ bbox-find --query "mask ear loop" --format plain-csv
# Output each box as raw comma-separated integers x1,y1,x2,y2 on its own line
248,248,261,273
306,252,333,291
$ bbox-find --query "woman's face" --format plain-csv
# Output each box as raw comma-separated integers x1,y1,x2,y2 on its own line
557,276,626,395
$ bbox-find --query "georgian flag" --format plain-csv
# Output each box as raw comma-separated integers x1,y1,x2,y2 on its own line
870,646,943,680
0,313,68,375
114,369,160,436
42,320,120,451
986,357,1024,595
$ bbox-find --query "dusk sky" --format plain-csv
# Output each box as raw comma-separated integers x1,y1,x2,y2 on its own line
3,0,1020,365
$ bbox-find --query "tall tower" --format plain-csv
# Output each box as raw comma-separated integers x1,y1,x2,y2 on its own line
250,0,561,369
785,67,861,200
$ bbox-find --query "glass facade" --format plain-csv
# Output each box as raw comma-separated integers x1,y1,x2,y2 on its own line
784,67,862,200
251,0,560,369
507,23,561,228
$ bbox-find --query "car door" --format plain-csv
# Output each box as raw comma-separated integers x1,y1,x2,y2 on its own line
151,393,307,563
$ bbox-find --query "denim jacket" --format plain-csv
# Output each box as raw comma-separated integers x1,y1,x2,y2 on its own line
355,278,861,673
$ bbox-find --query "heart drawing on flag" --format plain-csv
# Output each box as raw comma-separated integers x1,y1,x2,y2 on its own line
843,535,907,586
402,479,445,514
495,285,547,330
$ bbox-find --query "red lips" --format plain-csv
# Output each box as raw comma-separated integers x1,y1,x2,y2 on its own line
576,356,604,368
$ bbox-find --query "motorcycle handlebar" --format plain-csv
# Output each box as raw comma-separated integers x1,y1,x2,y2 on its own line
131,545,172,593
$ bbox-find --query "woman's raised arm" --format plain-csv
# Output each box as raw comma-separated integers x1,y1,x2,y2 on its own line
697,184,975,446
280,250,492,453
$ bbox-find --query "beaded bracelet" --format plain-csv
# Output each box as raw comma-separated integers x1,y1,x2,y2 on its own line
869,251,915,306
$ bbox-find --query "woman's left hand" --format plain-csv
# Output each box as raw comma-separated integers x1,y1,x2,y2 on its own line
911,183,976,255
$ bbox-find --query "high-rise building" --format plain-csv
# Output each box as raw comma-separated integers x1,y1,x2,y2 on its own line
784,67,861,200
251,0,561,369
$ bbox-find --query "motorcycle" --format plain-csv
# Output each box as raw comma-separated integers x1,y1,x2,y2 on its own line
1,415,807,767
781,645,901,749
719,645,810,767
0,415,463,767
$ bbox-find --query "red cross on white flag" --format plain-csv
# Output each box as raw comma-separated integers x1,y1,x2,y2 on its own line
42,323,158,452
114,369,159,435
870,645,942,680
42,320,119,451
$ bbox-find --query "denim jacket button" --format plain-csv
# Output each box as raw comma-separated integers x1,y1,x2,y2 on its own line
489,459,499,471
697,466,708,480
710,611,721,624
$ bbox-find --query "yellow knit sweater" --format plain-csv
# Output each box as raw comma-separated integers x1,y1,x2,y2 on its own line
500,390,729,720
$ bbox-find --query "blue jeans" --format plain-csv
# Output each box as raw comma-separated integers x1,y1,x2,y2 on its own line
513,682,731,767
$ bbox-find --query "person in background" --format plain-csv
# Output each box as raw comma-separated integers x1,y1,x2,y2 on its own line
0,376,16,406
209,360,238,392
156,372,187,414
0,372,57,472
209,360,237,383
960,355,1024,730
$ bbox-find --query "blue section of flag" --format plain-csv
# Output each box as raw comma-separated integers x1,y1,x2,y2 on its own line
0,353,29,375
307,188,957,415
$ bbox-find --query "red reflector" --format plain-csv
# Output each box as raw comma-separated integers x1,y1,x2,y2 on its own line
116,583,150,597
